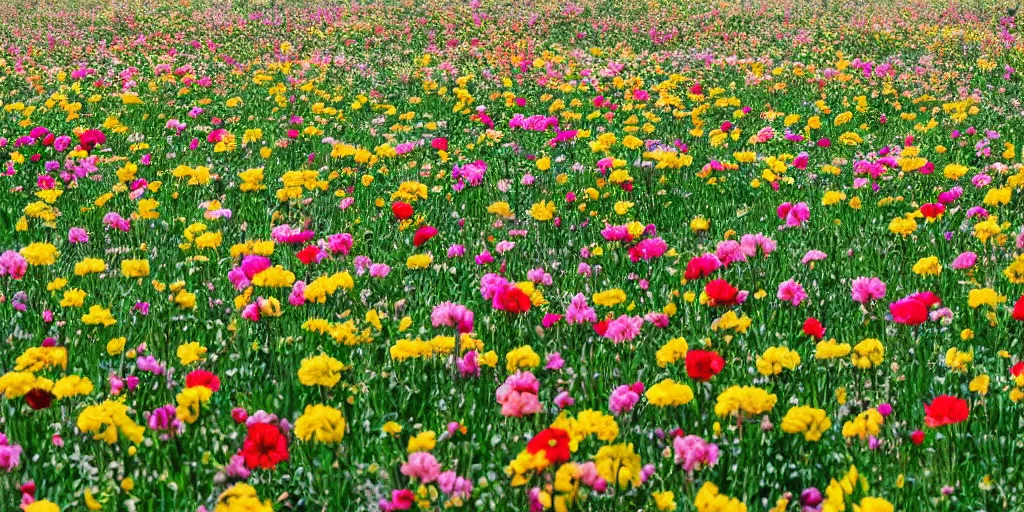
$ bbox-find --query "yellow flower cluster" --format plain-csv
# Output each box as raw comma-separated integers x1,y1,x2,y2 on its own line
841,409,884,440
645,379,694,407
694,482,747,512
297,354,348,388
755,346,801,376
294,404,346,443
76,400,146,444
851,338,884,369
714,386,777,417
781,406,832,441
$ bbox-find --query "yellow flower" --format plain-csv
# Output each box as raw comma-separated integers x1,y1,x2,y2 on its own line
107,337,127,356
406,253,433,269
944,347,973,372
215,483,274,512
645,379,694,407
887,216,917,237
15,346,68,372
969,374,990,395
81,305,116,327
176,342,207,365
656,337,688,367
506,345,540,372
814,339,852,360
77,400,145,444
20,242,59,265
851,338,884,369
121,259,150,278
592,288,626,307
52,375,94,399
912,256,942,276
780,406,832,441
251,266,296,287
652,491,677,511
690,217,709,233
853,497,894,512
842,408,884,440
407,431,437,452
529,200,556,221
487,201,514,218
594,443,642,489
382,421,403,436
298,354,348,387
694,482,747,512
294,404,346,443
967,288,1006,309
74,257,106,276
714,386,777,417
25,501,62,512
535,156,551,170
175,385,213,424
755,346,801,376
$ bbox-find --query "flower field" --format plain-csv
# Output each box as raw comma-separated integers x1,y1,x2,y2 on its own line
3,0,1024,510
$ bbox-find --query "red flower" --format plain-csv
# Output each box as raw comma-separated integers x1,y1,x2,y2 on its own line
496,287,531,314
924,395,969,428
431,137,448,151
910,429,925,445
241,423,289,469
295,245,322,265
526,428,571,464
592,319,608,336
25,388,55,410
686,350,725,382
919,203,945,219
802,318,826,340
684,254,720,281
1013,295,1024,322
413,225,438,247
1010,361,1024,377
78,129,106,151
889,298,929,326
704,279,738,307
185,369,221,392
391,201,414,220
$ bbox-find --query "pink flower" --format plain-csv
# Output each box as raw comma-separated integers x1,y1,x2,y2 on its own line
542,313,563,328
68,227,90,244
496,371,541,417
603,315,643,343
565,293,597,324
401,452,442,483
739,233,777,257
545,352,565,370
438,471,473,499
851,277,887,304
431,302,475,333
951,252,977,270
673,435,720,474
715,239,747,266
0,251,27,280
777,279,807,306
554,391,575,409
608,382,644,416
288,281,307,307
800,250,828,265
777,202,810,229
628,237,668,262
0,432,23,472
457,351,480,378
326,233,354,255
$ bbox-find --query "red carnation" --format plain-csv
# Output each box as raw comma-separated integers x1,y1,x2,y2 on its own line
78,129,106,151
185,369,221,392
295,245,322,265
919,203,945,219
684,254,720,281
910,429,925,445
802,318,826,340
526,428,571,464
413,225,438,247
1013,295,1024,322
1010,362,1024,377
924,395,969,428
592,319,609,336
242,423,289,469
686,350,725,382
391,201,414,220
704,279,739,307
431,137,448,151
496,286,531,314
889,298,929,326
25,388,55,410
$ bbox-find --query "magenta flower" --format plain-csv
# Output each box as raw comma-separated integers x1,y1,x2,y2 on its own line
777,279,808,306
